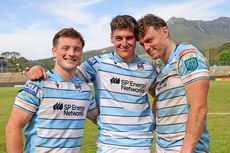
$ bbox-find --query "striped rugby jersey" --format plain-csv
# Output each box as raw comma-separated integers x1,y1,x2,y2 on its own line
14,70,97,153
76,52,157,150
155,44,210,152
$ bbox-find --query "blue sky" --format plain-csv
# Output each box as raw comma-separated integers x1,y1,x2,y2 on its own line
1,0,230,60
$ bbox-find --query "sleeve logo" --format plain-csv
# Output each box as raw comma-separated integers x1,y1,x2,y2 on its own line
184,57,198,70
23,83,40,96
87,57,98,66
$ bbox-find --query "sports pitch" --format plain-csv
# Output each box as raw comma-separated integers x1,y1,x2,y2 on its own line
0,81,230,153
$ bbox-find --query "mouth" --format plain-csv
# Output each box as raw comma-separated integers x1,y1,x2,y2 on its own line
64,58,77,62
119,45,131,51
147,49,155,56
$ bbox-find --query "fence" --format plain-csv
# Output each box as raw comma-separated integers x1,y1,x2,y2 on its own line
209,65,230,76
209,62,230,66
0,65,229,85
0,72,28,84
0,67,23,73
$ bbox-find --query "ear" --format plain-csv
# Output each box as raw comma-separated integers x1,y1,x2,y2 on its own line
162,27,169,38
110,33,114,43
52,47,57,57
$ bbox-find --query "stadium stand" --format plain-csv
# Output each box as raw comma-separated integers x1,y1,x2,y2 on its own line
0,72,28,86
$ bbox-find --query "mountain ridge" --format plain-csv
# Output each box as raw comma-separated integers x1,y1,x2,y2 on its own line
28,16,230,65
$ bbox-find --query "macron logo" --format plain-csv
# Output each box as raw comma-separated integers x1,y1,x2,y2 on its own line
110,77,120,84
53,103,63,111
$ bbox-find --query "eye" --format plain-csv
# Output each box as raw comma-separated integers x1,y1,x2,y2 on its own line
74,47,82,52
63,47,68,51
115,37,122,41
126,36,134,40
146,37,153,43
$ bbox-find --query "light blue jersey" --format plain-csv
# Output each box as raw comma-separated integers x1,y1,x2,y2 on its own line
155,44,210,152
76,52,157,151
14,70,97,153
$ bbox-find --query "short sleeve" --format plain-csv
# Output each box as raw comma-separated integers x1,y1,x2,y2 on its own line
14,80,42,114
76,56,100,82
177,52,209,86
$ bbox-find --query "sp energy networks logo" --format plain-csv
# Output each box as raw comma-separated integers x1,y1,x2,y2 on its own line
110,77,120,84
53,102,85,116
110,77,146,93
53,103,63,110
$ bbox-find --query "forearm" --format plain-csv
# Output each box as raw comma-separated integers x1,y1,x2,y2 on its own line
152,97,157,119
180,106,207,153
6,126,23,153
86,108,99,125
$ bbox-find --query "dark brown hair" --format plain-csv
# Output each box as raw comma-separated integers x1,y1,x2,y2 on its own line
53,27,85,48
138,14,168,37
110,15,138,40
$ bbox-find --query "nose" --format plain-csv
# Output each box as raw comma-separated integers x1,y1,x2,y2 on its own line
68,49,75,56
122,39,128,46
144,44,150,52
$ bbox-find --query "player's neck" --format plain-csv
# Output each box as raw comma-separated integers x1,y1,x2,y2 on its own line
162,41,176,64
53,67,75,82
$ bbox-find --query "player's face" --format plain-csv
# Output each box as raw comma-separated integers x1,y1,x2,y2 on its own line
111,28,136,63
139,26,168,61
52,36,83,72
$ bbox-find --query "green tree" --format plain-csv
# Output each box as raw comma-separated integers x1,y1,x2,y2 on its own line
216,49,230,62
1,51,21,59
1,52,11,59
11,51,20,59
17,57,28,67
42,59,54,69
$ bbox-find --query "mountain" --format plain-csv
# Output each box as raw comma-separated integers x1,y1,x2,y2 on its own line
167,17,230,50
28,16,230,65
81,16,230,62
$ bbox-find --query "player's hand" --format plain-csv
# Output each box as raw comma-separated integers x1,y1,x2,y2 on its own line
25,66,48,80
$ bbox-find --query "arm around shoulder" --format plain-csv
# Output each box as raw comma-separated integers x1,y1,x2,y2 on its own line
25,65,48,80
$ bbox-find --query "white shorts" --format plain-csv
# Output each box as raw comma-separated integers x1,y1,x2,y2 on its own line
97,145,152,153
155,144,179,153
155,143,210,153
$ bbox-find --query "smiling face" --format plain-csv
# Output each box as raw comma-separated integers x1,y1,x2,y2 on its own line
52,36,83,73
111,28,136,63
139,26,170,63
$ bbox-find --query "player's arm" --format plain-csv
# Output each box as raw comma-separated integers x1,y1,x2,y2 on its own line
6,107,33,153
148,81,157,129
25,66,48,80
86,107,99,125
180,79,209,153
152,96,157,119
152,96,157,130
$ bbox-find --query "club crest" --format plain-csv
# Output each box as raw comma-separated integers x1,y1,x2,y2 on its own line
184,57,198,70
75,83,82,91
137,63,144,70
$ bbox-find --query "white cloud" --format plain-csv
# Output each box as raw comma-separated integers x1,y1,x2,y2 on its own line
40,0,112,51
0,12,16,29
0,26,55,60
135,0,227,21
40,0,105,26
0,0,110,60
83,15,112,51
1,0,229,60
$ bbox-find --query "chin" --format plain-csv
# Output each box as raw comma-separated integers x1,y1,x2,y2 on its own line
65,64,77,70
150,55,158,60
64,67,76,72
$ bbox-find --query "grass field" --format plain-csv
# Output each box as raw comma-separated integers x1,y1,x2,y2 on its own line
0,81,230,153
